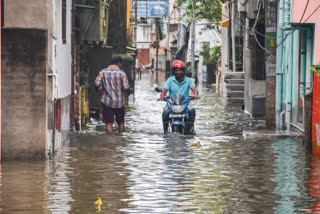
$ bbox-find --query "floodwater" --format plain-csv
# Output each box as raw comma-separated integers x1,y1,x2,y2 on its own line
0,73,319,214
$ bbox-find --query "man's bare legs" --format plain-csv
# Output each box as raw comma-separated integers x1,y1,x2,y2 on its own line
106,123,125,133
106,123,113,133
119,122,125,133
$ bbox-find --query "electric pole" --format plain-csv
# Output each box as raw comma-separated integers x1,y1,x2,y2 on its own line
135,0,138,25
166,5,170,60
231,0,236,72
191,0,195,78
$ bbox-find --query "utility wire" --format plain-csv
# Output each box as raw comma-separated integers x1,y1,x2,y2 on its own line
216,0,318,50
175,0,319,51
250,1,271,53
273,0,311,48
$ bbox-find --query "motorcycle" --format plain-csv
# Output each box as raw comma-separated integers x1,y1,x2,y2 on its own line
156,87,196,135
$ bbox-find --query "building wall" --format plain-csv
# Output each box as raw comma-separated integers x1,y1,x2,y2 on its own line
292,0,320,63
108,0,127,53
87,47,112,110
1,29,48,160
3,0,47,29
136,24,152,49
137,49,150,67
52,0,72,99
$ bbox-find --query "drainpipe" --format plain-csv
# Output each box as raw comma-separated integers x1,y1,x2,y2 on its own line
306,29,313,93
71,0,75,130
280,111,286,129
292,31,300,112
300,30,306,102
276,0,284,129
48,70,57,156
231,0,236,72
286,33,293,131
283,0,293,131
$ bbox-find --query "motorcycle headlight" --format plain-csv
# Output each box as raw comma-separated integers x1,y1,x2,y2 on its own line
171,105,185,113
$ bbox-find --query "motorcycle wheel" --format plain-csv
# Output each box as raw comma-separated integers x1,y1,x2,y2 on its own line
172,125,180,133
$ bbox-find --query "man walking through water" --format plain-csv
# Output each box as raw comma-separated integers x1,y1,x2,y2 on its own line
95,56,133,133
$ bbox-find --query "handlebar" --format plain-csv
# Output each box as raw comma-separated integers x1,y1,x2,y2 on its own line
157,96,200,101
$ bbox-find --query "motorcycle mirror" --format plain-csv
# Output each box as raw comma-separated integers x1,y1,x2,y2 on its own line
155,87,163,92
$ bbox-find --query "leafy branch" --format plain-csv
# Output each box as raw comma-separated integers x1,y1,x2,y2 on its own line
175,0,222,29
312,63,320,76
199,44,221,64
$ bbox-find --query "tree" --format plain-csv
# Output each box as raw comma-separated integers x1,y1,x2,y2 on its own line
199,43,221,64
175,0,222,29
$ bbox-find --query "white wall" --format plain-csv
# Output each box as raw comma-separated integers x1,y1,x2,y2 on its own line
52,0,72,99
136,25,152,49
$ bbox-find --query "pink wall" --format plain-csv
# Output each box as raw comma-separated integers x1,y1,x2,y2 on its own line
292,0,320,64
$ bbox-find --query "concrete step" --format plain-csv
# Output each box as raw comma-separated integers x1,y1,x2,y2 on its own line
226,97,244,104
225,79,244,84
226,91,244,98
226,84,244,91
243,130,303,140
225,72,244,79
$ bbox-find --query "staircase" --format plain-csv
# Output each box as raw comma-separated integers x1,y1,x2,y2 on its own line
224,72,244,105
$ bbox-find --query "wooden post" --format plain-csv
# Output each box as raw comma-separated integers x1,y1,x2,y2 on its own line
304,91,313,153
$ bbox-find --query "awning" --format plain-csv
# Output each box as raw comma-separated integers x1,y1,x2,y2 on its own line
220,19,230,27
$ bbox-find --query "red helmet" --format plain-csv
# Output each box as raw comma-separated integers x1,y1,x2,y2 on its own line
172,60,185,72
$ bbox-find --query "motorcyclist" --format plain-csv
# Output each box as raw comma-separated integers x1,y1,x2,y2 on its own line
160,60,199,134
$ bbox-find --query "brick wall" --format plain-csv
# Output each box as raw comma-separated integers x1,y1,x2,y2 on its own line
137,49,150,68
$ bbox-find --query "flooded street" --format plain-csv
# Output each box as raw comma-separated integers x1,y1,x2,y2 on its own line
0,73,318,213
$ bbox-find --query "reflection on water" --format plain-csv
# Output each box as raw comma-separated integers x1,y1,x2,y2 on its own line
272,139,303,213
0,73,316,213
47,145,74,213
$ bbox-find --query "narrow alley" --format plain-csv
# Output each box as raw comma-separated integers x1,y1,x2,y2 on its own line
2,0,320,213
0,73,316,213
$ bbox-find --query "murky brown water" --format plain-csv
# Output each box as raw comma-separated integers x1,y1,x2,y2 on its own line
0,73,318,213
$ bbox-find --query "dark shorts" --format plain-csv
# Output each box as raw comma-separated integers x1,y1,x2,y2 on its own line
102,105,125,124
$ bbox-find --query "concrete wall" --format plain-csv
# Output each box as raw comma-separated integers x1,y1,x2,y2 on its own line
1,29,48,160
87,47,113,110
292,0,320,63
78,7,100,41
108,0,127,53
57,95,71,149
3,0,47,29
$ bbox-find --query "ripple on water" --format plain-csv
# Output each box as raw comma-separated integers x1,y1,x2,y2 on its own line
0,73,314,214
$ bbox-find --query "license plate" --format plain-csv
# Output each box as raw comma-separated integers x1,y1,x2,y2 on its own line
169,114,185,118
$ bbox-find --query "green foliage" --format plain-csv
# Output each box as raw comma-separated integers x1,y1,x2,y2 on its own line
311,64,320,76
175,0,222,30
199,44,221,64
